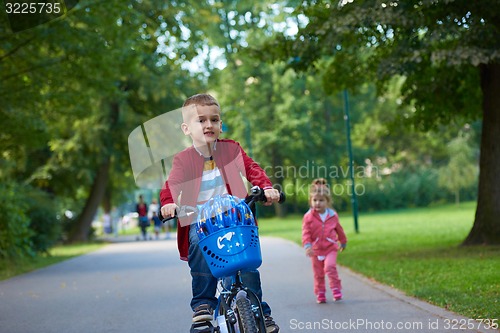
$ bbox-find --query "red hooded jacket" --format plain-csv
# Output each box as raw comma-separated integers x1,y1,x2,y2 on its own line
160,139,273,260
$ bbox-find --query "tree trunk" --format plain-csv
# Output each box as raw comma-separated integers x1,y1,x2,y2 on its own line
462,63,500,245
67,158,111,242
66,101,120,242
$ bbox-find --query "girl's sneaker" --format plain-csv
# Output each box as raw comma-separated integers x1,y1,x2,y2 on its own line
333,288,342,301
316,292,326,304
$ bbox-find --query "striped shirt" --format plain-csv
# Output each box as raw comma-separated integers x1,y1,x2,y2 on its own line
196,156,227,204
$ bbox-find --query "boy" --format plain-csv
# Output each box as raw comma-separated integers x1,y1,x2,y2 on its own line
136,195,149,240
160,93,280,332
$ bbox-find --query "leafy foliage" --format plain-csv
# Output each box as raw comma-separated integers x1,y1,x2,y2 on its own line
25,189,61,253
262,0,500,127
438,134,479,204
0,0,495,254
0,0,209,248
0,182,34,259
258,0,500,244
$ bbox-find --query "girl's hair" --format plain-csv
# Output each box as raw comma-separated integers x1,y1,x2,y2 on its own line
311,177,327,186
309,178,332,207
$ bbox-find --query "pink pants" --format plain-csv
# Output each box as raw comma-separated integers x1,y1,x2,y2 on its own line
310,250,341,295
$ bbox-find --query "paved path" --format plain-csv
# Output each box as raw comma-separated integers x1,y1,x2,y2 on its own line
0,236,496,333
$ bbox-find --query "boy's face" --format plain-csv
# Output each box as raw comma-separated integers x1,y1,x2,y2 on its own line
181,104,222,147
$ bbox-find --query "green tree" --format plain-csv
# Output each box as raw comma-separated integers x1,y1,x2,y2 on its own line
0,0,208,244
263,0,500,245
438,135,479,205
184,1,349,215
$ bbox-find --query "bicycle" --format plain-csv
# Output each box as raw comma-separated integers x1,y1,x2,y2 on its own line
163,186,285,333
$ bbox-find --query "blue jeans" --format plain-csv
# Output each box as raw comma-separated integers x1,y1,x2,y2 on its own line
188,224,271,315
138,216,149,240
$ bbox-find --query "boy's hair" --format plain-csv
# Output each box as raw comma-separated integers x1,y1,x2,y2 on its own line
309,178,332,206
183,93,220,108
182,93,220,122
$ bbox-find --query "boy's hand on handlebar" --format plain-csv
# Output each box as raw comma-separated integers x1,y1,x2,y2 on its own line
161,203,178,218
263,188,281,206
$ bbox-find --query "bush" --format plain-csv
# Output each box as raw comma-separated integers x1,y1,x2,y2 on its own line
0,182,34,259
356,168,463,212
26,189,61,253
0,182,61,260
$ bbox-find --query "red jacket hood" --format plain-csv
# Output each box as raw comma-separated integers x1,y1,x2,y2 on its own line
160,139,272,260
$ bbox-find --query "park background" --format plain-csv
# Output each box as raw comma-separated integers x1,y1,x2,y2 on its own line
1,0,499,324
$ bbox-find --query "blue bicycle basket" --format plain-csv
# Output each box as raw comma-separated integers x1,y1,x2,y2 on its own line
196,194,262,278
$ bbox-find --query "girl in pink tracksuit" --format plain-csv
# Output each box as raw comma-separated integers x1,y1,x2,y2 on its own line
302,179,347,303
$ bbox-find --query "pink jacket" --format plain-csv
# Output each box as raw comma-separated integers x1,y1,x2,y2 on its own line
302,208,347,256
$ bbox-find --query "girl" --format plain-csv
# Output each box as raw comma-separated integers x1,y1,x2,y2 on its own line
302,178,347,303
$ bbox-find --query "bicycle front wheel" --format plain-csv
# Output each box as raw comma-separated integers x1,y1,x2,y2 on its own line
235,296,258,333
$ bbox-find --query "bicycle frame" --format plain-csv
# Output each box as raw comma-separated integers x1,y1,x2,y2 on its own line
215,271,267,333
166,187,285,333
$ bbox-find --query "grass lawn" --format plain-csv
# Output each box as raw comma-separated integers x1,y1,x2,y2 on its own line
257,201,500,320
0,224,162,281
0,243,106,281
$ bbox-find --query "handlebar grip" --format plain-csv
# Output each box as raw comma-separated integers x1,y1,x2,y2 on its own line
278,192,286,204
161,205,197,223
159,207,177,223
248,186,286,203
161,214,176,223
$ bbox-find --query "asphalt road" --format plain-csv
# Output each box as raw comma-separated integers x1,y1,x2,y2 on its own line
0,236,496,333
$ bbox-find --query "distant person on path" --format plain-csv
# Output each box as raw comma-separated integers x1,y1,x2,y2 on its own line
148,198,160,219
151,211,163,240
160,93,281,332
136,195,150,240
151,197,172,239
102,212,112,234
149,198,162,239
302,178,347,303
111,206,120,237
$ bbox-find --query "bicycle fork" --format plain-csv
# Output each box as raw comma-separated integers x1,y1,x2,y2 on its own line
217,289,266,333
243,289,267,332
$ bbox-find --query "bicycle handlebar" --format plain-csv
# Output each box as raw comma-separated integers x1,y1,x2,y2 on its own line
161,186,285,223
246,186,286,206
